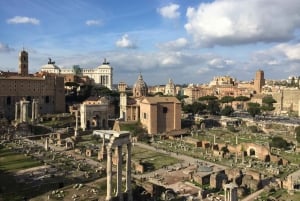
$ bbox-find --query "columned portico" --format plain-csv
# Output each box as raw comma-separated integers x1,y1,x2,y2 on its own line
224,183,238,201
106,147,113,201
95,130,131,201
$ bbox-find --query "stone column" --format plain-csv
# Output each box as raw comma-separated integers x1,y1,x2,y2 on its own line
32,100,35,122
106,147,112,201
224,188,227,201
45,138,49,151
15,102,19,121
20,100,29,122
126,143,132,201
75,111,78,137
32,99,39,122
116,145,123,201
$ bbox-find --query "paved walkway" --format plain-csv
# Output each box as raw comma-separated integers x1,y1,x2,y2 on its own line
135,142,227,169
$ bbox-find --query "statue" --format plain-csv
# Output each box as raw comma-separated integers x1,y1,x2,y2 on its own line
48,58,55,65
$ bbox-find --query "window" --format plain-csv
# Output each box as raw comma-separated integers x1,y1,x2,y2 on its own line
163,107,168,113
45,96,50,103
6,97,11,105
143,113,147,119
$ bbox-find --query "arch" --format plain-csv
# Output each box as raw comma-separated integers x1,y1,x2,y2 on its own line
249,148,255,156
265,155,270,162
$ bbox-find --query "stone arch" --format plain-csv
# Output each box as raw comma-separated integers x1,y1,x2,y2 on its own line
265,155,270,162
247,147,257,157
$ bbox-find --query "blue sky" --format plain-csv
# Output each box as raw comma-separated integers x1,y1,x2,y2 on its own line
0,0,300,85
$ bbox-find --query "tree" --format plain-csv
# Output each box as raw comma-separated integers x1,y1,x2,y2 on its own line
198,95,218,102
269,136,290,150
235,96,250,102
182,102,206,114
220,96,235,105
261,96,276,112
247,102,261,117
235,96,250,110
207,100,220,115
221,105,234,116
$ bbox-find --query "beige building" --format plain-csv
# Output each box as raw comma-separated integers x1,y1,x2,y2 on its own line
119,74,182,134
140,96,181,135
0,50,65,120
272,88,300,115
209,75,235,87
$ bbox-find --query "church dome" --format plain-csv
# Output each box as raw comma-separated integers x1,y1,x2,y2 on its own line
165,78,176,96
133,73,148,98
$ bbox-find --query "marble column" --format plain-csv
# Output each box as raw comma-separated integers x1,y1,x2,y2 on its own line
106,147,112,201
15,102,19,121
126,143,132,201
20,100,29,122
75,111,78,137
116,145,123,201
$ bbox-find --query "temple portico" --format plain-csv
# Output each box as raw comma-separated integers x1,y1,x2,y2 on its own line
224,182,238,201
93,130,132,201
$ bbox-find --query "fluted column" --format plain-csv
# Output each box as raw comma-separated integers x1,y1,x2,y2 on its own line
116,145,123,201
106,147,112,201
126,143,132,201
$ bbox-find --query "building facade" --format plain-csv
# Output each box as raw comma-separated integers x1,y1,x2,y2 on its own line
80,97,109,130
41,58,113,89
0,50,65,120
139,96,181,135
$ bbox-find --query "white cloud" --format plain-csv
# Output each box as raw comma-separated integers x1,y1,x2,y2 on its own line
185,0,300,47
158,38,189,50
274,43,300,60
86,20,102,26
0,43,14,53
7,16,40,25
115,34,137,49
157,3,180,19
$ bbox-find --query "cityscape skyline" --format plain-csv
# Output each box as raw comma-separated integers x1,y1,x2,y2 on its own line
0,0,300,85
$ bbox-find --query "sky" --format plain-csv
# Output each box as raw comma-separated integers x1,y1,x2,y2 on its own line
0,0,300,86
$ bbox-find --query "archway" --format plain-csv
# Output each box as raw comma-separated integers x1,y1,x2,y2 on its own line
265,155,270,162
249,148,256,156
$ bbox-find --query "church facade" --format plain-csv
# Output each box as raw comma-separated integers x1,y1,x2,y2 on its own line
118,74,181,134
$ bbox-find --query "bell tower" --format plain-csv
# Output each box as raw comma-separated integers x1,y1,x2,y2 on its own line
18,50,28,76
118,82,127,120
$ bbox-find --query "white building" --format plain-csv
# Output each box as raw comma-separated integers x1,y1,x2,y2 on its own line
40,58,113,89
80,97,109,131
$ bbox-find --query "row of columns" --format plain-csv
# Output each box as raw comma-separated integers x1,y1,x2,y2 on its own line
15,99,39,123
224,183,238,201
106,143,132,201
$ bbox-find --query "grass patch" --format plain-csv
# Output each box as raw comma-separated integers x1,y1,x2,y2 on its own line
0,146,43,201
0,148,41,172
131,146,181,171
